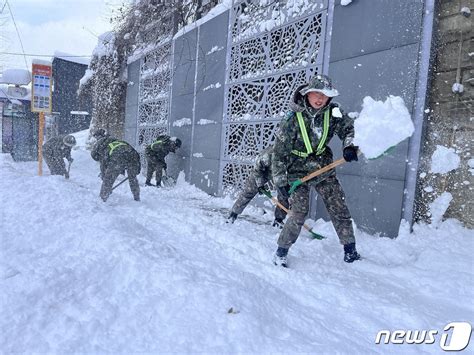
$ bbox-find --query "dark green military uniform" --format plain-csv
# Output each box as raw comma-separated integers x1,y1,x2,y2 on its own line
42,135,74,176
145,136,179,187
91,137,141,202
272,84,356,249
231,146,289,222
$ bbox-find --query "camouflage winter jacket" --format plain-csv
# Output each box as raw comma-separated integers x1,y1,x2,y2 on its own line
272,87,355,186
253,146,274,188
42,135,73,161
91,136,141,175
145,135,176,164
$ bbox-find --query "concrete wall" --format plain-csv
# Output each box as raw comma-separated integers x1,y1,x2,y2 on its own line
415,0,473,227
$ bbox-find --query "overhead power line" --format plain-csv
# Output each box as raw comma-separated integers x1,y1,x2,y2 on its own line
5,0,29,71
1,52,92,58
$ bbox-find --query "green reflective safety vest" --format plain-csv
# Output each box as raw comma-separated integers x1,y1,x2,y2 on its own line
150,140,164,150
108,141,127,156
291,110,330,158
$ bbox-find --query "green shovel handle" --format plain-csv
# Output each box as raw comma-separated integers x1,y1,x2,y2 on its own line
289,179,303,195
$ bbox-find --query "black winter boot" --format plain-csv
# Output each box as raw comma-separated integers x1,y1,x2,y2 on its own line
272,218,284,229
273,247,289,267
145,181,154,186
227,212,238,224
343,243,361,263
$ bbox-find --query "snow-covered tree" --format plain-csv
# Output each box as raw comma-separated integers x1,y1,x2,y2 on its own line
79,0,214,142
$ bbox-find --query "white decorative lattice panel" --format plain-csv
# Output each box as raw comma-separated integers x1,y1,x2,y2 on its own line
230,13,324,82
138,99,169,127
137,40,172,165
223,121,279,161
231,0,327,43
226,67,320,121
220,0,329,193
222,161,255,194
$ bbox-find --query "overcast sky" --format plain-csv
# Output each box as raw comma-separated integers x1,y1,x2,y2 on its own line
1,0,128,71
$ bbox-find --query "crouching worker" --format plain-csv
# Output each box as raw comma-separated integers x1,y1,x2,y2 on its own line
227,146,290,228
272,74,361,267
42,134,76,179
145,135,181,187
91,136,141,202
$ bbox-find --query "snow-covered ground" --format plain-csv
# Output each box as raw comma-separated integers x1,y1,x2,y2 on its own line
1,132,473,353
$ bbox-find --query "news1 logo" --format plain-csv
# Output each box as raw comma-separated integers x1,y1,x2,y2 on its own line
375,322,472,351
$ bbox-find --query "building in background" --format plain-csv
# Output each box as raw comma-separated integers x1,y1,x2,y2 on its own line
0,70,37,161
52,53,93,135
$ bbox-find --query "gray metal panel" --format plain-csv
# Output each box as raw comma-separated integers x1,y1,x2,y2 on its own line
331,0,423,62
124,107,138,145
328,137,410,181
124,59,140,146
329,43,420,113
193,11,228,162
171,31,198,98
125,60,140,107
189,156,220,196
169,29,198,179
314,174,405,238
192,123,223,160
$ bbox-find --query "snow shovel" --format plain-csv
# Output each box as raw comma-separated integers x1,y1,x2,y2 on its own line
259,189,325,240
161,169,176,188
289,149,368,194
112,176,129,191
288,145,399,194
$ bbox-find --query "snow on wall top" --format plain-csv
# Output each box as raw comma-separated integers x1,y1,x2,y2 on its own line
353,96,414,159
174,0,233,39
0,83,31,101
53,51,90,66
232,0,326,43
0,69,31,85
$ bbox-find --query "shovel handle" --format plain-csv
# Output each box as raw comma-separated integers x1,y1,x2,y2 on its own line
269,196,313,233
300,158,346,183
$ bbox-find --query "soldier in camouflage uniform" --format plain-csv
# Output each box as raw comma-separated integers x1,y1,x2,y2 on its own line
272,74,361,267
42,134,76,179
145,135,181,187
228,146,290,228
91,136,141,202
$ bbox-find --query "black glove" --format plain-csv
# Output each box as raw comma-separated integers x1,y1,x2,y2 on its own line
343,146,359,162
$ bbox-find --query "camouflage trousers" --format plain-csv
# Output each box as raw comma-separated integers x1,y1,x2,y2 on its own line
100,153,140,202
146,158,166,186
43,152,66,176
231,172,289,221
277,175,355,248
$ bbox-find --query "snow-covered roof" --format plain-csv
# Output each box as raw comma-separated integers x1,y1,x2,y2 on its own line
0,84,31,101
32,59,52,66
53,51,91,66
0,69,31,85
